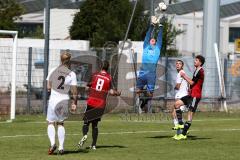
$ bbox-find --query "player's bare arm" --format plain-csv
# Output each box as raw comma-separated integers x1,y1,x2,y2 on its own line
47,80,52,91
85,82,92,91
180,72,194,85
109,89,121,96
71,85,78,111
174,83,181,90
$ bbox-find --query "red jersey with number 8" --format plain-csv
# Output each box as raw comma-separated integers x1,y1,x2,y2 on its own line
87,70,112,108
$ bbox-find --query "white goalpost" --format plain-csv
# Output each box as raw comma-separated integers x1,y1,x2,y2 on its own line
214,43,228,113
0,30,18,121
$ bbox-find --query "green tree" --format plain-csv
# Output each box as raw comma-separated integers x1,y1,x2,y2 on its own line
161,17,184,56
32,25,44,39
70,0,148,47
0,0,24,30
19,25,44,39
70,0,183,56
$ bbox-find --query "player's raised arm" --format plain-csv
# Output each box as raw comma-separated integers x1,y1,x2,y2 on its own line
143,25,154,48
156,26,163,50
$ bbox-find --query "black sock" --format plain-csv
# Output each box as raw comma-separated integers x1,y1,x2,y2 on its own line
140,96,147,109
82,122,89,136
176,109,183,125
92,121,99,146
182,121,192,135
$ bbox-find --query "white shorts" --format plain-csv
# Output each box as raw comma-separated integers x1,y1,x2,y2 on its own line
46,98,69,123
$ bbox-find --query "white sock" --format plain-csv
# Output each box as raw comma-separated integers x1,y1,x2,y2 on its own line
58,125,65,150
47,124,56,146
173,118,178,126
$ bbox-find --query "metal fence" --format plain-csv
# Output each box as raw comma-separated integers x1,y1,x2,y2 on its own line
0,44,240,117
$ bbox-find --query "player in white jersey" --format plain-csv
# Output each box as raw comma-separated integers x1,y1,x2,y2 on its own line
46,51,78,155
172,60,189,138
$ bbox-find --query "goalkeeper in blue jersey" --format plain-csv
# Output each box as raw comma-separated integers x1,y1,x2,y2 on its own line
136,16,163,113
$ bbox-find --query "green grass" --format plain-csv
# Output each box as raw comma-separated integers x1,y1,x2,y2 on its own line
1,112,240,160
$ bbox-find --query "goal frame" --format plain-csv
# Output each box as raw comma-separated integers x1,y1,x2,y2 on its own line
0,30,18,120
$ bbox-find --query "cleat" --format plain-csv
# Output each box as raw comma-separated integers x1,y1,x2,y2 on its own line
174,134,187,140
172,126,178,130
172,134,178,139
176,129,182,135
172,124,184,130
58,149,64,155
48,144,57,155
90,145,96,150
78,135,88,148
178,124,184,129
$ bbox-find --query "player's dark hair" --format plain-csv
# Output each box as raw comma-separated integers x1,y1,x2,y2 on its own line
102,60,109,71
195,55,205,66
177,60,184,66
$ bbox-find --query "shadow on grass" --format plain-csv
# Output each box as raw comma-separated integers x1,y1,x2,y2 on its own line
187,135,212,140
147,135,212,140
53,149,89,155
147,135,173,139
86,145,127,149
53,145,127,155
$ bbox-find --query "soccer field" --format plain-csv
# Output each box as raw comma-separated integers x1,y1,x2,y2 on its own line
0,112,240,160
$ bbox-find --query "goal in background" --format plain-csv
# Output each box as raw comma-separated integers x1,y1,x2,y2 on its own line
0,30,18,121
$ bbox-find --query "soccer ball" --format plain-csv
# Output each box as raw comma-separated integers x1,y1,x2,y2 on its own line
180,105,188,112
158,2,167,11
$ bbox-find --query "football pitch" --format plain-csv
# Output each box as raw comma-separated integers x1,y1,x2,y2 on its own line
0,112,240,160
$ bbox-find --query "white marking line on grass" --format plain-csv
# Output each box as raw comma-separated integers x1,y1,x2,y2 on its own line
1,118,240,124
1,128,240,139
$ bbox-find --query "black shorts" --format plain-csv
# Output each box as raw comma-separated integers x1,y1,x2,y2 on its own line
180,95,201,112
83,105,104,123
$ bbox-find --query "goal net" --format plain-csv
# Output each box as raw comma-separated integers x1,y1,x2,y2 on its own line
0,30,18,121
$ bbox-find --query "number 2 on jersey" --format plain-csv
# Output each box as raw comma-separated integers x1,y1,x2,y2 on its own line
96,78,104,91
57,76,65,90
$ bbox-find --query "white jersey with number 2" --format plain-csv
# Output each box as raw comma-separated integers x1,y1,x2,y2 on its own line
46,67,77,101
46,67,77,122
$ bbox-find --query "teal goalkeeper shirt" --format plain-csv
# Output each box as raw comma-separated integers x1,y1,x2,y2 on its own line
141,25,163,73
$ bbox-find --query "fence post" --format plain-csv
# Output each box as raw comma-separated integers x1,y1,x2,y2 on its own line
164,56,168,109
133,51,137,113
43,0,50,115
27,47,32,114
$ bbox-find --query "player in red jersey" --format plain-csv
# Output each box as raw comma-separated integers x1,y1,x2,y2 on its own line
78,60,121,149
173,55,205,140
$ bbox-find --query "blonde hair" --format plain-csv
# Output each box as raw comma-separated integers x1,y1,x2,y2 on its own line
61,51,71,65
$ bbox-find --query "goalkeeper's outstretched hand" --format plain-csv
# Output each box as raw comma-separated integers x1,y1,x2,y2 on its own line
151,16,159,25
158,2,167,12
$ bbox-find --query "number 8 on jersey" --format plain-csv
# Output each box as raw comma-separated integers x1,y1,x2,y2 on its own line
96,78,105,91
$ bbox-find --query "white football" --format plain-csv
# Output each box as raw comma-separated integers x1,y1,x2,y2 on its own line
180,105,188,112
159,2,167,11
